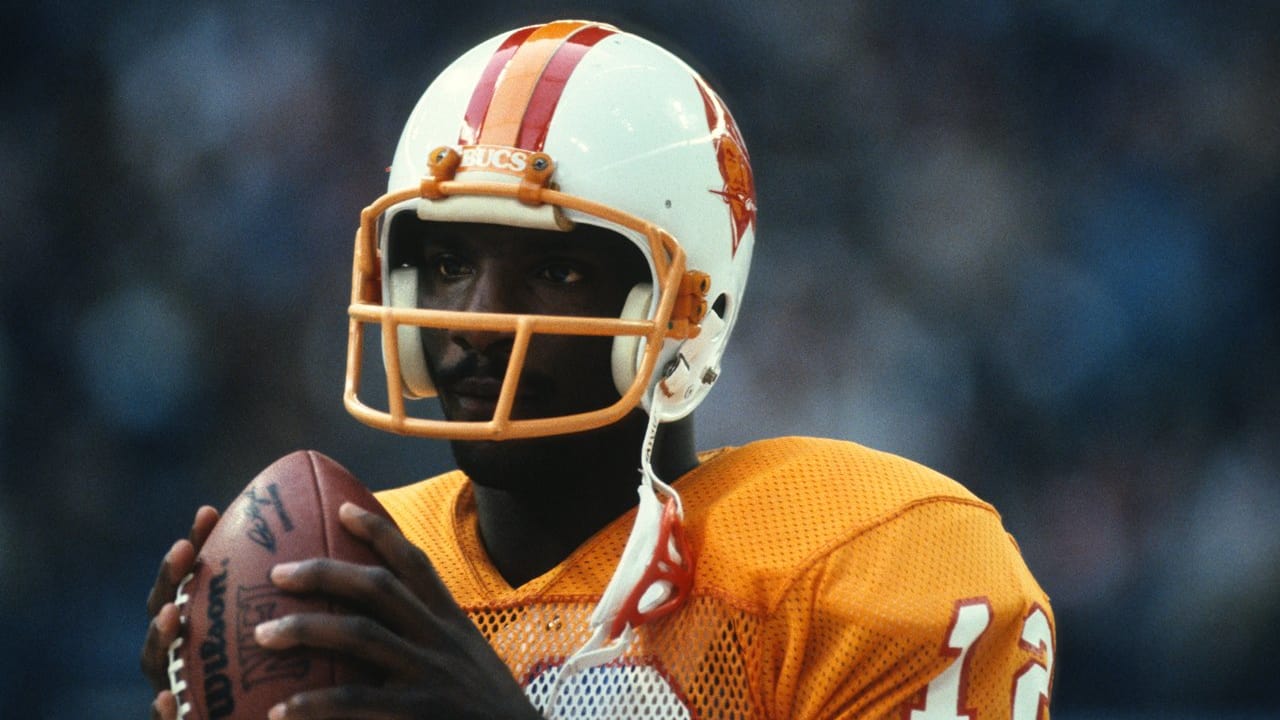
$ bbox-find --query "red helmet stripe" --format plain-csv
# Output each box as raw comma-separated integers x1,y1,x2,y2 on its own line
516,24,616,150
459,21,616,151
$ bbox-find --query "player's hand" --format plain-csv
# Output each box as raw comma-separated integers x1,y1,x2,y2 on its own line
252,502,542,720
140,505,221,719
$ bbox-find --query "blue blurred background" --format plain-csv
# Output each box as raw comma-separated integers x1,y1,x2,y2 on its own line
1,2,1277,718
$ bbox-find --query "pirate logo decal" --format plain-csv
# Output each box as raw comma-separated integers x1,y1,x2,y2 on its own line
695,77,756,258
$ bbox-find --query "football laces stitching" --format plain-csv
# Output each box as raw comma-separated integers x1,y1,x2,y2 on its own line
166,572,194,720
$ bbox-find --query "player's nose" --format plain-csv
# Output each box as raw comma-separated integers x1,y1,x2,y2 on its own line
450,267,518,353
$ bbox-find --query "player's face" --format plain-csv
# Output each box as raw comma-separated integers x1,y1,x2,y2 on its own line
392,218,649,424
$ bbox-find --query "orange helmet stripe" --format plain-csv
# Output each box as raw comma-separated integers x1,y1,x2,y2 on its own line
459,21,616,151
459,25,537,146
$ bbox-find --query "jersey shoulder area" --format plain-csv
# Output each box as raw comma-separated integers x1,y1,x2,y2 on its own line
684,435,988,541
681,436,1017,609
690,435,981,505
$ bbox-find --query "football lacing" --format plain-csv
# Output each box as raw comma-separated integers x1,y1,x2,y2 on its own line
166,572,194,720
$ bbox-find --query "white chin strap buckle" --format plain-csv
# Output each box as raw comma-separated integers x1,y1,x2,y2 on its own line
601,484,695,640
562,484,694,671
542,484,694,714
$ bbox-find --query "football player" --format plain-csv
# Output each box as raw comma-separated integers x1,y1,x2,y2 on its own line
143,19,1055,719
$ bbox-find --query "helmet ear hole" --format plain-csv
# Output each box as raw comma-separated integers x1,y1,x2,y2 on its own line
388,267,435,397
611,283,654,398
711,293,727,322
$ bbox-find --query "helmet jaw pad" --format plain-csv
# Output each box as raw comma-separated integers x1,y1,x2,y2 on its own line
387,266,436,398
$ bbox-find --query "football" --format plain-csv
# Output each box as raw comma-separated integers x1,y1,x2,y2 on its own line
166,450,392,720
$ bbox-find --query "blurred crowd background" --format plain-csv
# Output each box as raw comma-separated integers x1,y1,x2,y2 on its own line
1,1,1276,718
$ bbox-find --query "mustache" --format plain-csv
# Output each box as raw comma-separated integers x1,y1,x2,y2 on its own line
430,347,489,387
431,344,554,397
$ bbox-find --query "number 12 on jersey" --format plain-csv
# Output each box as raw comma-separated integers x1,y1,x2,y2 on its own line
909,599,1054,719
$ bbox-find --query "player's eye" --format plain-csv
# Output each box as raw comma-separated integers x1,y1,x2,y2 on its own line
432,253,473,280
536,261,586,286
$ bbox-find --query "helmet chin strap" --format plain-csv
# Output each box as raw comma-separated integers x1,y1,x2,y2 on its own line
541,384,696,715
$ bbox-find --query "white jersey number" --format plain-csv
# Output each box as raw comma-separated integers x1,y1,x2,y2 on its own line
910,600,1054,719
1012,606,1054,719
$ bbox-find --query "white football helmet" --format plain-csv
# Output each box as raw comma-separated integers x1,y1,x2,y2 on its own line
344,19,757,441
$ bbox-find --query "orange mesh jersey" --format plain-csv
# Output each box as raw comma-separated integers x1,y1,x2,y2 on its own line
377,437,1055,719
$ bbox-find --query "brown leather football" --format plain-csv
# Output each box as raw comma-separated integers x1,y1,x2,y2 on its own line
166,450,391,719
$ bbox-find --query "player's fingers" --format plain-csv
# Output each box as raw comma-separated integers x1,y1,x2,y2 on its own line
188,505,220,549
254,611,417,674
145,505,217,619
269,559,429,638
338,503,453,601
140,602,181,690
145,540,193,618
151,690,178,720
146,505,216,619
